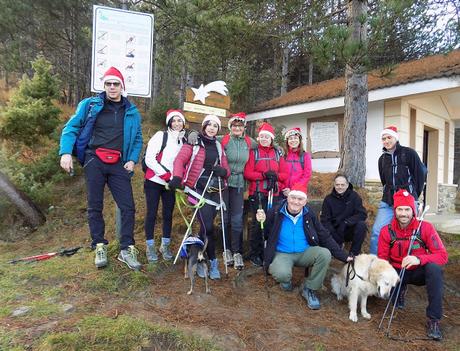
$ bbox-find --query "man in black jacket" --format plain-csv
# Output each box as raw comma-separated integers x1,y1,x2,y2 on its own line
320,174,367,256
369,126,426,254
256,182,352,310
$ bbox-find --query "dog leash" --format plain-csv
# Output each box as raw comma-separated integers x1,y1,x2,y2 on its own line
345,258,364,287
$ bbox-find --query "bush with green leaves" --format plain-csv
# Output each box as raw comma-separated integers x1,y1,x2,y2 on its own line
0,56,61,146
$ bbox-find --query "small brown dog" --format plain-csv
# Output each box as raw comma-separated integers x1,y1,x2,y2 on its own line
182,236,210,295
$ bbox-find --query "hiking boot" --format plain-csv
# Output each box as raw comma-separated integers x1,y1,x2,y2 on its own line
250,256,263,267
209,259,221,280
117,245,142,271
301,286,321,310
426,318,442,341
196,262,206,278
159,238,173,261
280,281,293,292
223,249,234,266
396,284,407,309
94,243,107,268
233,253,244,270
146,244,158,263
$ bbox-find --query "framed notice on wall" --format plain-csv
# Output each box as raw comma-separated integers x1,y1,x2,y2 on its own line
307,115,343,158
91,5,154,97
310,122,339,153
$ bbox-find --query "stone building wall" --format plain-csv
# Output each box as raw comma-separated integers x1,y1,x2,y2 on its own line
438,184,458,213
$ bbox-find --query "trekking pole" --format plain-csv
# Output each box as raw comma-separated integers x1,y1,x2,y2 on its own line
218,176,229,277
173,172,215,265
267,189,273,210
8,247,82,264
378,205,430,335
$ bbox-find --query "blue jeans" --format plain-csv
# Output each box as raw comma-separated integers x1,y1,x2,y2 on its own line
369,201,393,254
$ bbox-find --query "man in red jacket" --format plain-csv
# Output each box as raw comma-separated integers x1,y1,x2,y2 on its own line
377,189,448,341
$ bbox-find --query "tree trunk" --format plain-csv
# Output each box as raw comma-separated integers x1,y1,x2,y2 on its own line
152,30,159,103
281,44,289,95
0,171,46,229
339,0,368,187
308,56,313,85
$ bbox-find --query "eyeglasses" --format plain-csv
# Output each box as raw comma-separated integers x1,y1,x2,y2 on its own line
104,82,121,87
231,124,244,128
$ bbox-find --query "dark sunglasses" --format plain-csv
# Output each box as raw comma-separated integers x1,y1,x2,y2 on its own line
104,81,121,87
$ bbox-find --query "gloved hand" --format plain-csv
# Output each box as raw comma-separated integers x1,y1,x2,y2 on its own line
266,177,275,191
168,176,183,191
159,172,171,181
264,170,277,181
212,165,227,178
185,130,199,145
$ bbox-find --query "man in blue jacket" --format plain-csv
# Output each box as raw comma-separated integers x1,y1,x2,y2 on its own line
59,66,143,270
256,182,352,310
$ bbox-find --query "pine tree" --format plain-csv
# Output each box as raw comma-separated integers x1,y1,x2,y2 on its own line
0,56,61,147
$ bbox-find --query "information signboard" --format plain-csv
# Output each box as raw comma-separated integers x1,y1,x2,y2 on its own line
91,5,154,97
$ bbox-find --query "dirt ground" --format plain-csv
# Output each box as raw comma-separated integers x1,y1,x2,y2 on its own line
123,256,460,351
2,176,459,350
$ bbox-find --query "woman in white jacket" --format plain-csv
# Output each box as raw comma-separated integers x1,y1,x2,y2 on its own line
143,109,186,262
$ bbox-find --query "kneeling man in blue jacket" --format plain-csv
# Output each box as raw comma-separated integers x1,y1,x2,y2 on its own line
256,182,353,310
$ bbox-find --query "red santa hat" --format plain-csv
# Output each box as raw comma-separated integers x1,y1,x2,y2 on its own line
102,66,127,97
393,189,416,214
284,127,302,140
381,125,399,140
258,122,275,140
166,109,186,125
202,114,221,130
228,112,247,128
289,182,308,199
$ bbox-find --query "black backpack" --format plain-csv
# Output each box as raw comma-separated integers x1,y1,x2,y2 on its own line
141,131,168,173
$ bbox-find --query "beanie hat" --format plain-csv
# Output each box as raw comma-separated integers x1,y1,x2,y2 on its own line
381,126,399,140
102,66,127,97
393,189,416,215
228,112,247,129
289,182,308,199
284,127,302,140
202,114,221,130
258,122,275,140
166,109,186,126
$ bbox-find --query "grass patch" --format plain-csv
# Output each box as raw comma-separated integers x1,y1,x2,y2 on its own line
38,315,221,351
0,327,26,351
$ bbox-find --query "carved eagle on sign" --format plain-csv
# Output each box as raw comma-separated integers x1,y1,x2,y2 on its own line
191,81,228,104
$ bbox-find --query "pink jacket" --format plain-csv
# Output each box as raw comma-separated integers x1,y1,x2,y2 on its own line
280,150,312,190
173,142,230,189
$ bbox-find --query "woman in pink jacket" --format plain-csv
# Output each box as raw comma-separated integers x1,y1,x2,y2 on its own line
281,127,312,198
169,115,230,280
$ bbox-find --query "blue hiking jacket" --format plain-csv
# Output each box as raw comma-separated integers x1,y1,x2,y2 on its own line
59,92,143,164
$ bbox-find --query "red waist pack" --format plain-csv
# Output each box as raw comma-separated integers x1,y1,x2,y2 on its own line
95,148,121,164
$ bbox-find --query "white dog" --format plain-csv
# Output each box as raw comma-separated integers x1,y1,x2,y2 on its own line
331,254,400,322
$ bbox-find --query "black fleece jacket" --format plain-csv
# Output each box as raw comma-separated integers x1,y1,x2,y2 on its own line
320,183,367,236
378,142,426,205
263,201,348,271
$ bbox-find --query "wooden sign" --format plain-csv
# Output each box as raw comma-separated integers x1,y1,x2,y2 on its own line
185,89,230,110
183,81,231,125
184,111,230,125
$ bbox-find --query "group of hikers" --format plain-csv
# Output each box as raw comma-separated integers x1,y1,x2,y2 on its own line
59,67,448,341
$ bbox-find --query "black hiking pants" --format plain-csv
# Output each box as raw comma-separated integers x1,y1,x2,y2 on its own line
144,180,175,241
84,155,135,250
397,263,444,320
